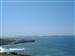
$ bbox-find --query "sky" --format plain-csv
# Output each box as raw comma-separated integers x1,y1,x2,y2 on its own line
0,0,74,37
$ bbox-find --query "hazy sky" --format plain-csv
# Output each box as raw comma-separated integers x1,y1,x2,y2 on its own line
0,0,74,36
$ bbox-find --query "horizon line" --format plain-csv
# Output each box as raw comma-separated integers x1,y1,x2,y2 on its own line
0,35,75,37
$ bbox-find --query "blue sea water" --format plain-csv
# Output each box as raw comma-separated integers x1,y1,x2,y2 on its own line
3,36,74,56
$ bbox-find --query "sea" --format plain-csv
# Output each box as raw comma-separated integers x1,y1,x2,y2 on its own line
3,36,74,56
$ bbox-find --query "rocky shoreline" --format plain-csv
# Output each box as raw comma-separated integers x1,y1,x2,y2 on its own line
0,52,30,56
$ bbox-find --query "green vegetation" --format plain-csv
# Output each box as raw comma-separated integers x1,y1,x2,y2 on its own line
0,52,30,56
0,53,17,56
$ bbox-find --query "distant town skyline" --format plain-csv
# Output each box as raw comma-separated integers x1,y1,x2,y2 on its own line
0,0,74,37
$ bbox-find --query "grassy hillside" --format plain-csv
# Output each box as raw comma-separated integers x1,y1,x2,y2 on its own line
0,53,17,56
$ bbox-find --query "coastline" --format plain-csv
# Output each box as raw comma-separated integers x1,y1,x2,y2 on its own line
0,52,30,56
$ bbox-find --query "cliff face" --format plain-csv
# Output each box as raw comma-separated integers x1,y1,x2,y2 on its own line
0,39,15,45
0,38,35,45
0,39,10,45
